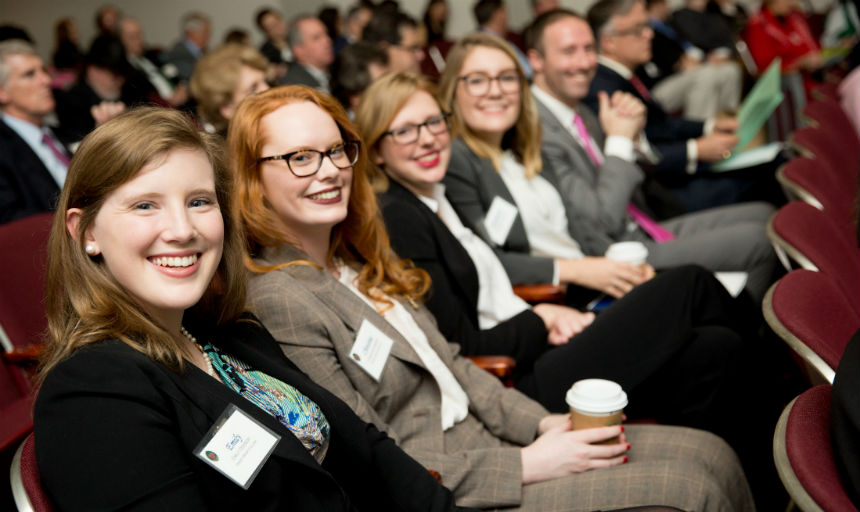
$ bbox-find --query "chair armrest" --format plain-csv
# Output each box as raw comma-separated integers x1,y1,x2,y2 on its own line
466,355,516,381
3,344,43,365
513,284,566,304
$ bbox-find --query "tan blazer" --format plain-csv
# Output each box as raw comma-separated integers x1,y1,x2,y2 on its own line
248,243,548,509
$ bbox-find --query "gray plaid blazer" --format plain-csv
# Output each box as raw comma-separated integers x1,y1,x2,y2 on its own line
247,243,547,509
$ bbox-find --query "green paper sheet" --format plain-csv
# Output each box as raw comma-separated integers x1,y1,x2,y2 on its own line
732,58,783,152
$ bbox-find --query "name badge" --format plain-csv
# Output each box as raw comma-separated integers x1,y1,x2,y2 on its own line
484,196,518,246
194,404,281,489
350,318,394,381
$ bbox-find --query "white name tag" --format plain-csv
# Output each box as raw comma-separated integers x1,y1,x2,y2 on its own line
349,318,394,381
484,196,518,246
194,404,281,489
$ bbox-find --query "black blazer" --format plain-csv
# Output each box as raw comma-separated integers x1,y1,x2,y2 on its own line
0,120,63,224
585,63,705,176
378,180,548,370
279,63,325,89
34,316,469,512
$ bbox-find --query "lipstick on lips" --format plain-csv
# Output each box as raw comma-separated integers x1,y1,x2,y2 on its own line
415,151,441,169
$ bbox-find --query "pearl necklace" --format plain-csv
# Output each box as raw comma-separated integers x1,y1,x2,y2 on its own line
181,326,216,378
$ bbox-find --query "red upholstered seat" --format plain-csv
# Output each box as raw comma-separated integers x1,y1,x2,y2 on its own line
790,126,860,186
0,212,53,356
10,434,55,512
774,385,859,512
803,99,860,141
767,202,860,314
764,270,860,383
777,157,858,236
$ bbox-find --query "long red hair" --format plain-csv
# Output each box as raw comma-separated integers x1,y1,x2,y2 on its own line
228,85,429,304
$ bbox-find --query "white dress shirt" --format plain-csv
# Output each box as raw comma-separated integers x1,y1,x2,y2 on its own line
498,151,585,265
337,263,469,430
418,184,530,329
2,115,68,187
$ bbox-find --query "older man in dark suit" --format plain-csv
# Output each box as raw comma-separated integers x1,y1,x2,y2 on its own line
524,9,777,302
280,14,333,93
0,40,71,224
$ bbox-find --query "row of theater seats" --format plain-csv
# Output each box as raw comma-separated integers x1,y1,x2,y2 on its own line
762,86,859,511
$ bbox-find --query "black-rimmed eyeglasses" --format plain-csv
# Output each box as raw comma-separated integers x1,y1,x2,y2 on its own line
257,141,360,177
458,70,521,97
382,114,450,145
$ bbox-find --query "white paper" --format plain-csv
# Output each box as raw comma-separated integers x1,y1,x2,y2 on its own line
484,196,519,246
195,405,280,489
714,271,748,297
711,142,783,172
350,319,394,381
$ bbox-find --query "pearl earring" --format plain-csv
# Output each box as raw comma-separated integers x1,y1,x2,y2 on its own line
85,245,96,255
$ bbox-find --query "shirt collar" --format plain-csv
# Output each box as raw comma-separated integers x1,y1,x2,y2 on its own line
2,114,44,147
598,55,633,79
415,183,445,214
530,84,578,129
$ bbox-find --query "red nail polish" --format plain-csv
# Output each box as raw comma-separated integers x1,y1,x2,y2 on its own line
623,456,629,463
626,444,631,450
620,426,625,432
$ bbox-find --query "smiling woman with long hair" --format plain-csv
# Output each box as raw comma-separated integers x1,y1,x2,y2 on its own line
231,85,754,512
33,106,470,512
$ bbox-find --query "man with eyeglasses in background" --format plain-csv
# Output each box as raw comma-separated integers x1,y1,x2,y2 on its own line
362,9,425,74
585,0,784,213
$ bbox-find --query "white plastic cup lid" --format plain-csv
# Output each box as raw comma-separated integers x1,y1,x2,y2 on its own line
566,379,628,414
605,241,649,265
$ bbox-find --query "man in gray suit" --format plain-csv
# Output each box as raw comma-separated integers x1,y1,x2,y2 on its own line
279,14,333,93
525,8,777,302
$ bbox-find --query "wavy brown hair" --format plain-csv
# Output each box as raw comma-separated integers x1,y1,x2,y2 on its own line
228,85,429,305
354,71,440,191
38,107,247,385
437,32,543,178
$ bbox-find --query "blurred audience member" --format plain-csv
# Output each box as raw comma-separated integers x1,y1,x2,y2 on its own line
190,44,270,136
363,9,424,73
94,4,120,38
335,4,373,53
52,18,83,90
331,41,388,115
744,0,822,94
319,6,342,43
0,40,71,223
255,8,290,83
420,0,454,78
672,0,739,55
0,25,33,44
821,0,859,49
532,0,561,16
55,35,133,141
640,0,741,120
119,17,188,108
223,28,252,47
162,11,211,85
841,66,860,134
281,14,334,92
474,0,533,78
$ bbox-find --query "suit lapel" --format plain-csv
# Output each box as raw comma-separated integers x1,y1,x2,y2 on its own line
260,244,427,369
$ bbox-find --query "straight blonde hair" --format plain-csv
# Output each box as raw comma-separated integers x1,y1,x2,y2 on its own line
437,32,543,178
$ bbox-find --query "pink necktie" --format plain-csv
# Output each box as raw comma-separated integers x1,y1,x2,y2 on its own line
42,131,70,166
572,113,675,243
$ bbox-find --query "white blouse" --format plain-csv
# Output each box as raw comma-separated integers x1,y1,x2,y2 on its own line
418,184,530,329
337,264,469,430
497,151,585,260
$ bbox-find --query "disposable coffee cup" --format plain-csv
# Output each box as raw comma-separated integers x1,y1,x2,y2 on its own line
605,241,649,266
566,379,628,444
